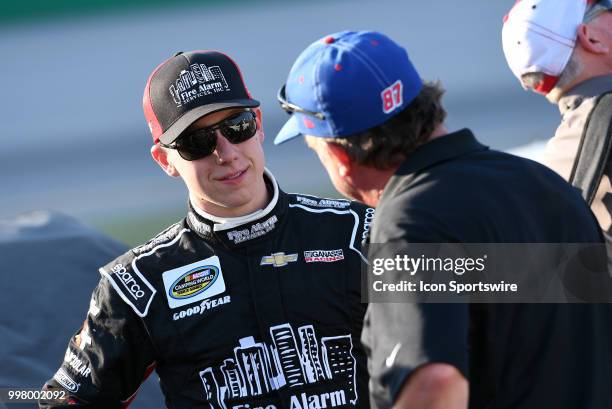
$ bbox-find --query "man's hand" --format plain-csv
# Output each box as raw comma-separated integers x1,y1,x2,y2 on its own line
393,363,468,409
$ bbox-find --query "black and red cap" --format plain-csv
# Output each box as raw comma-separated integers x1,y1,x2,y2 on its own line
143,50,260,144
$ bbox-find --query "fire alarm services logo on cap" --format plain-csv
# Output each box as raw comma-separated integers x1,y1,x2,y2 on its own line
169,64,230,107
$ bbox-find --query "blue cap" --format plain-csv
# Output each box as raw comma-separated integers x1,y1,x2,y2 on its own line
274,30,423,145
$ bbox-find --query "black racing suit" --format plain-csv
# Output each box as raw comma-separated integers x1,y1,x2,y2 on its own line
41,174,373,409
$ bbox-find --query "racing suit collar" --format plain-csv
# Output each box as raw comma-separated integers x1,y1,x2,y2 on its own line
190,168,279,232
186,168,287,247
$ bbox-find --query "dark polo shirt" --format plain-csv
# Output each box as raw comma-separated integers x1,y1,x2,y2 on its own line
363,129,612,409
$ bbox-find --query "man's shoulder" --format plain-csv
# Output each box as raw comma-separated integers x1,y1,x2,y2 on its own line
377,149,599,242
130,221,189,257
393,147,575,199
289,192,353,209
286,192,374,245
287,192,372,225
101,220,189,270
98,220,188,318
287,192,371,213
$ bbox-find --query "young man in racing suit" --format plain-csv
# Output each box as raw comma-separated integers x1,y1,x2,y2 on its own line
40,50,372,409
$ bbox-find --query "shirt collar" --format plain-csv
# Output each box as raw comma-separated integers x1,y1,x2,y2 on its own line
186,168,287,247
394,128,487,176
558,74,612,115
190,168,279,232
381,128,488,202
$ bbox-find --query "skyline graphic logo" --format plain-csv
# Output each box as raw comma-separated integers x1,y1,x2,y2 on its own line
198,322,358,409
169,63,229,107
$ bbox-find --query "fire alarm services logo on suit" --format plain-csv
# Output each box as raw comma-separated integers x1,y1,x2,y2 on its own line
169,64,230,107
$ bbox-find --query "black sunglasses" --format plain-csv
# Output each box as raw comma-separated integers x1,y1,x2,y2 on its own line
160,110,258,161
277,84,326,120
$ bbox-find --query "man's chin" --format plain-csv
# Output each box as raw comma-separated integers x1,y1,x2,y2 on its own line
215,193,262,214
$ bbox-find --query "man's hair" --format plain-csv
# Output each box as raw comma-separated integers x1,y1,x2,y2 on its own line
520,52,583,102
312,81,446,169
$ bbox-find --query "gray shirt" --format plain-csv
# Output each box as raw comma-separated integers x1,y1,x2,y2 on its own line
544,74,612,232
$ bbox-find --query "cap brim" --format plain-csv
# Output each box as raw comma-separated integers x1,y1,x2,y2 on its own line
274,115,303,145
159,99,260,144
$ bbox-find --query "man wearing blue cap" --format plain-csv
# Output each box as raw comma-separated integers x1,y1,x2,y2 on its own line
275,31,612,409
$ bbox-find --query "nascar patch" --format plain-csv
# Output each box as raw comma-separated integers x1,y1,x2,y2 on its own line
162,256,226,309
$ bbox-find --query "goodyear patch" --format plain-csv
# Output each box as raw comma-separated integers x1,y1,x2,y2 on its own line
162,256,225,309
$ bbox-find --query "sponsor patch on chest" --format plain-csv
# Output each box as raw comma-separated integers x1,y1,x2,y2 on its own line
304,249,344,263
162,256,226,309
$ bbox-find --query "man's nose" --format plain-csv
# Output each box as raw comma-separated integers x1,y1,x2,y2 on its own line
212,131,239,164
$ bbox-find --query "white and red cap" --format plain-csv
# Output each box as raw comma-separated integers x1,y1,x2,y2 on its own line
502,0,593,94
143,50,259,144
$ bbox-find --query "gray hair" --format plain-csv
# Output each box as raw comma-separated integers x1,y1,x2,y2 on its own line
520,52,583,103
306,81,447,170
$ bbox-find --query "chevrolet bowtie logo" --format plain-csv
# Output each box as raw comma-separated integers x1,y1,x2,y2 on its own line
260,252,299,267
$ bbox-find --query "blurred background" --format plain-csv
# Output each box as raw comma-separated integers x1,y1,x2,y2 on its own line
1,0,557,246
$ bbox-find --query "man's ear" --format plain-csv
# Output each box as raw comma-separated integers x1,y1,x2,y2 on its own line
326,142,352,177
577,23,609,54
255,108,265,144
151,144,180,177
